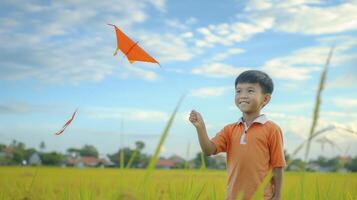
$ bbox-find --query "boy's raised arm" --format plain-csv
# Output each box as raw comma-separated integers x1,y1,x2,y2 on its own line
189,110,217,156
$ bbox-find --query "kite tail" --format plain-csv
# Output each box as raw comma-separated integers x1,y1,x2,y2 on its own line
108,23,119,56
113,48,119,56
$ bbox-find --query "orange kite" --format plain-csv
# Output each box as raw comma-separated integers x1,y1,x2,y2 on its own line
108,24,160,66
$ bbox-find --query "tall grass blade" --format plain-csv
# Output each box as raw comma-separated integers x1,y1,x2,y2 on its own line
200,152,206,170
184,141,191,169
24,167,39,200
144,94,186,181
304,46,334,162
120,116,125,169
126,149,138,168
251,170,273,200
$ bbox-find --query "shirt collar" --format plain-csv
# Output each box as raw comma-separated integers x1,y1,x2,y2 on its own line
237,114,268,125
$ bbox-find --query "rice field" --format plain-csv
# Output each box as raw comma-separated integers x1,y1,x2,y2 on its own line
0,167,356,200
1,49,355,200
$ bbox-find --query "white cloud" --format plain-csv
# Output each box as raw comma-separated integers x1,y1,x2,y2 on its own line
0,102,55,114
264,109,357,158
84,107,168,122
321,111,357,121
245,0,357,35
0,0,167,84
190,86,230,98
164,17,197,31
262,59,319,81
165,19,189,30
139,32,198,63
148,0,166,12
192,63,250,78
267,103,313,113
332,98,357,108
212,48,245,61
119,64,159,81
327,74,357,89
318,35,357,50
262,42,356,81
194,17,274,47
181,32,194,38
245,0,272,11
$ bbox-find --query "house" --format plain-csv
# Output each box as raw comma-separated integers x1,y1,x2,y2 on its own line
28,153,42,166
65,155,114,168
65,156,100,167
212,154,226,169
306,163,321,171
0,147,14,165
168,155,185,167
156,159,176,169
79,156,101,167
0,147,14,158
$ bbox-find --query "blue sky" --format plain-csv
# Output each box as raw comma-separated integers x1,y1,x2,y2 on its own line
0,0,356,160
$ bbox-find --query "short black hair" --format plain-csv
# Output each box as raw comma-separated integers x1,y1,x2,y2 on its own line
235,70,274,94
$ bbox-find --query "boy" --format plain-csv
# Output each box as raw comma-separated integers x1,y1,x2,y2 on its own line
189,70,286,200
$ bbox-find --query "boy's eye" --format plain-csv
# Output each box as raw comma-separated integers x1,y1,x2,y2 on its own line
236,90,240,93
248,90,254,93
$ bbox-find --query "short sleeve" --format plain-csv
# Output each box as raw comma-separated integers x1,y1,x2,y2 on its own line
268,126,286,168
211,125,231,155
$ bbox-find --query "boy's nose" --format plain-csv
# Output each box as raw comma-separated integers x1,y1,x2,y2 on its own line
238,92,248,98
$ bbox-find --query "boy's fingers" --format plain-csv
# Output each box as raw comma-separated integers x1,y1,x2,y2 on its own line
190,112,197,117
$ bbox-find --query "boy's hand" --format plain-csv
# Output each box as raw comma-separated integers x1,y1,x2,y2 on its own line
189,110,205,129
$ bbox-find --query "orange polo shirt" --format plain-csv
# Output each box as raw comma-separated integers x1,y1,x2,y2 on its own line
211,115,286,200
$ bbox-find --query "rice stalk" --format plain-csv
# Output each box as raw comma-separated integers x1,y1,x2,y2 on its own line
126,149,138,169
304,46,334,162
120,116,125,169
144,94,186,181
200,152,206,170
251,170,273,200
184,141,191,169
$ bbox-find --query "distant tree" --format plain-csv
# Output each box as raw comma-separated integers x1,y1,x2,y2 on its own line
16,142,25,150
346,156,357,172
126,141,146,168
10,140,17,148
67,148,81,156
135,141,145,151
287,158,306,171
0,144,6,151
311,156,328,167
284,150,290,163
40,141,46,152
40,152,64,166
80,145,99,158
326,157,343,172
108,146,149,168
11,142,26,164
108,147,134,167
24,148,37,161
193,152,218,169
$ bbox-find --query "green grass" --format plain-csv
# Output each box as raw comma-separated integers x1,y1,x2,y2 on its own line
0,167,356,200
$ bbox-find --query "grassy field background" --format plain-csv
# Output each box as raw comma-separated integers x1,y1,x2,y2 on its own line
0,167,356,200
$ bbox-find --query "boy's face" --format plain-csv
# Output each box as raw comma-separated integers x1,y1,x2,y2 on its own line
235,83,271,115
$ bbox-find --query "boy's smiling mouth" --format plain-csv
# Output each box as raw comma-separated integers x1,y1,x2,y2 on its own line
239,101,249,105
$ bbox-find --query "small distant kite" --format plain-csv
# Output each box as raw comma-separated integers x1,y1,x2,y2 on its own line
55,109,78,135
108,24,160,66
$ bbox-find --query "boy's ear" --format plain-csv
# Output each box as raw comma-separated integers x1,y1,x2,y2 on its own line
262,94,271,108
